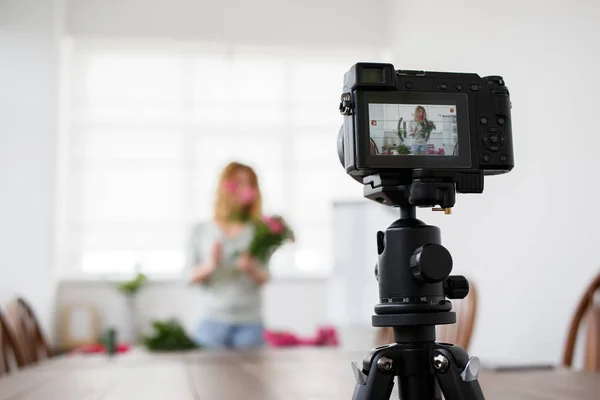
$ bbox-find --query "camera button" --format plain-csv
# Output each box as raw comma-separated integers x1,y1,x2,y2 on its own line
487,127,498,133
497,117,506,125
377,231,385,255
481,153,491,163
488,144,500,152
470,84,480,91
456,84,463,90
440,83,448,90
482,134,490,149
499,154,508,163
405,81,414,89
499,135,506,146
479,117,488,125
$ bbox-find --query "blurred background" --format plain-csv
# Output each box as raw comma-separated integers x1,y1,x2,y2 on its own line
1,0,599,369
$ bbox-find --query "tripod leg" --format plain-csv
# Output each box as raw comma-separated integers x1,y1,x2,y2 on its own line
431,344,485,400
351,344,443,400
351,354,395,400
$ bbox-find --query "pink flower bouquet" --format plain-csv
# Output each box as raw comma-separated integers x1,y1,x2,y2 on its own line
426,147,445,155
248,215,294,263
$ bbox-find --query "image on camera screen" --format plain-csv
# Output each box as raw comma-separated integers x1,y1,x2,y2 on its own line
368,103,458,156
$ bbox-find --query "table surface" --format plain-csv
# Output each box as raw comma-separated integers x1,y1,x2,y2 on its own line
0,347,598,400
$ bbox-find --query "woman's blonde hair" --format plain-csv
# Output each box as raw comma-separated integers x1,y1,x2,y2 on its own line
213,161,263,224
414,105,427,120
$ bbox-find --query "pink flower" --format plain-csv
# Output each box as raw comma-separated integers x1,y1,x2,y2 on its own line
239,187,257,205
223,180,237,193
269,221,283,234
262,216,284,234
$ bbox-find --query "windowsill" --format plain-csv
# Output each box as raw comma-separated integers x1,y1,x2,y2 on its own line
57,271,330,285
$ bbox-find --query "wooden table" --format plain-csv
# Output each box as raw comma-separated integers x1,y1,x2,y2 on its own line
0,348,598,399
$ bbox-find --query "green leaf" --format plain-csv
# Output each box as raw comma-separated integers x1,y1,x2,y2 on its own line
116,272,147,296
142,318,199,352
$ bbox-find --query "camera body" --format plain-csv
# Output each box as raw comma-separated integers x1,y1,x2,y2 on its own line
338,62,514,193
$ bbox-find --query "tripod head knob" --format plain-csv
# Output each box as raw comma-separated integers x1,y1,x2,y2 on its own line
444,275,470,299
410,244,453,284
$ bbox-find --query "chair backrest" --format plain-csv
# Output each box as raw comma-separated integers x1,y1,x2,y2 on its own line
437,281,478,349
0,309,27,375
583,303,599,371
369,138,380,155
563,271,600,372
375,280,478,350
4,301,34,367
14,298,53,363
3,298,52,368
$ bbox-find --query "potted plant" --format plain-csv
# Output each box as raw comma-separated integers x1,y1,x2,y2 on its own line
143,318,198,352
397,144,411,155
116,272,147,344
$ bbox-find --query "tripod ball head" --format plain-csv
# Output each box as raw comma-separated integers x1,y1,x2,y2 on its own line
410,244,452,284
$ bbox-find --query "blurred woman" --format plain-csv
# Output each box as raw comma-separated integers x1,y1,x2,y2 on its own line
186,161,270,349
409,105,431,155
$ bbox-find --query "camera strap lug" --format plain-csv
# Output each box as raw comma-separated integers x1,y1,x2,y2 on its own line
339,92,353,115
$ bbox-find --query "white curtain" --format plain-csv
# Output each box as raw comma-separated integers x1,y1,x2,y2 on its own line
58,38,384,279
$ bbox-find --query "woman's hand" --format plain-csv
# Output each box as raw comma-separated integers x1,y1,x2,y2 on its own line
238,252,254,273
238,252,269,285
211,241,222,267
190,241,222,283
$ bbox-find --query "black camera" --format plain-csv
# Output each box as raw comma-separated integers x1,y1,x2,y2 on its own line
342,63,515,400
337,62,514,207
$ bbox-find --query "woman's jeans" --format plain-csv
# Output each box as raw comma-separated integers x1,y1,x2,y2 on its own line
195,320,264,349
411,143,428,153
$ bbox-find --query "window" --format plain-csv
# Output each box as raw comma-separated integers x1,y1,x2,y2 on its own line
58,39,383,279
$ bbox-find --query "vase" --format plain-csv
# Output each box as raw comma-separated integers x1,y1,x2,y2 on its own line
125,295,140,344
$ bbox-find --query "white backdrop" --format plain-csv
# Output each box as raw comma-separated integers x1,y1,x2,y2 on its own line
3,0,599,362
0,0,62,342
387,0,600,365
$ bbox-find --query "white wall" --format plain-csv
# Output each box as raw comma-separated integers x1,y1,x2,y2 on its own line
57,278,330,344
388,0,600,365
65,0,387,47
49,0,391,347
0,0,63,340
5,0,599,363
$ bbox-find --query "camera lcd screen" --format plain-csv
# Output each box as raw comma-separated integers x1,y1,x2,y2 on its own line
368,103,458,157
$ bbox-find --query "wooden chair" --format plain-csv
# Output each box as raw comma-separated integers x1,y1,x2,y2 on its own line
16,298,53,361
375,280,478,350
562,271,600,372
437,281,478,350
370,138,380,155
0,309,27,376
4,298,53,367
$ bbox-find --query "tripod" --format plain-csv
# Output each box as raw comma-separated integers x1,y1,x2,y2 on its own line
351,174,485,400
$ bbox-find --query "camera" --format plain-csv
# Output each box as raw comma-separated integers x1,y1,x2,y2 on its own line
341,63,515,400
337,62,514,207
